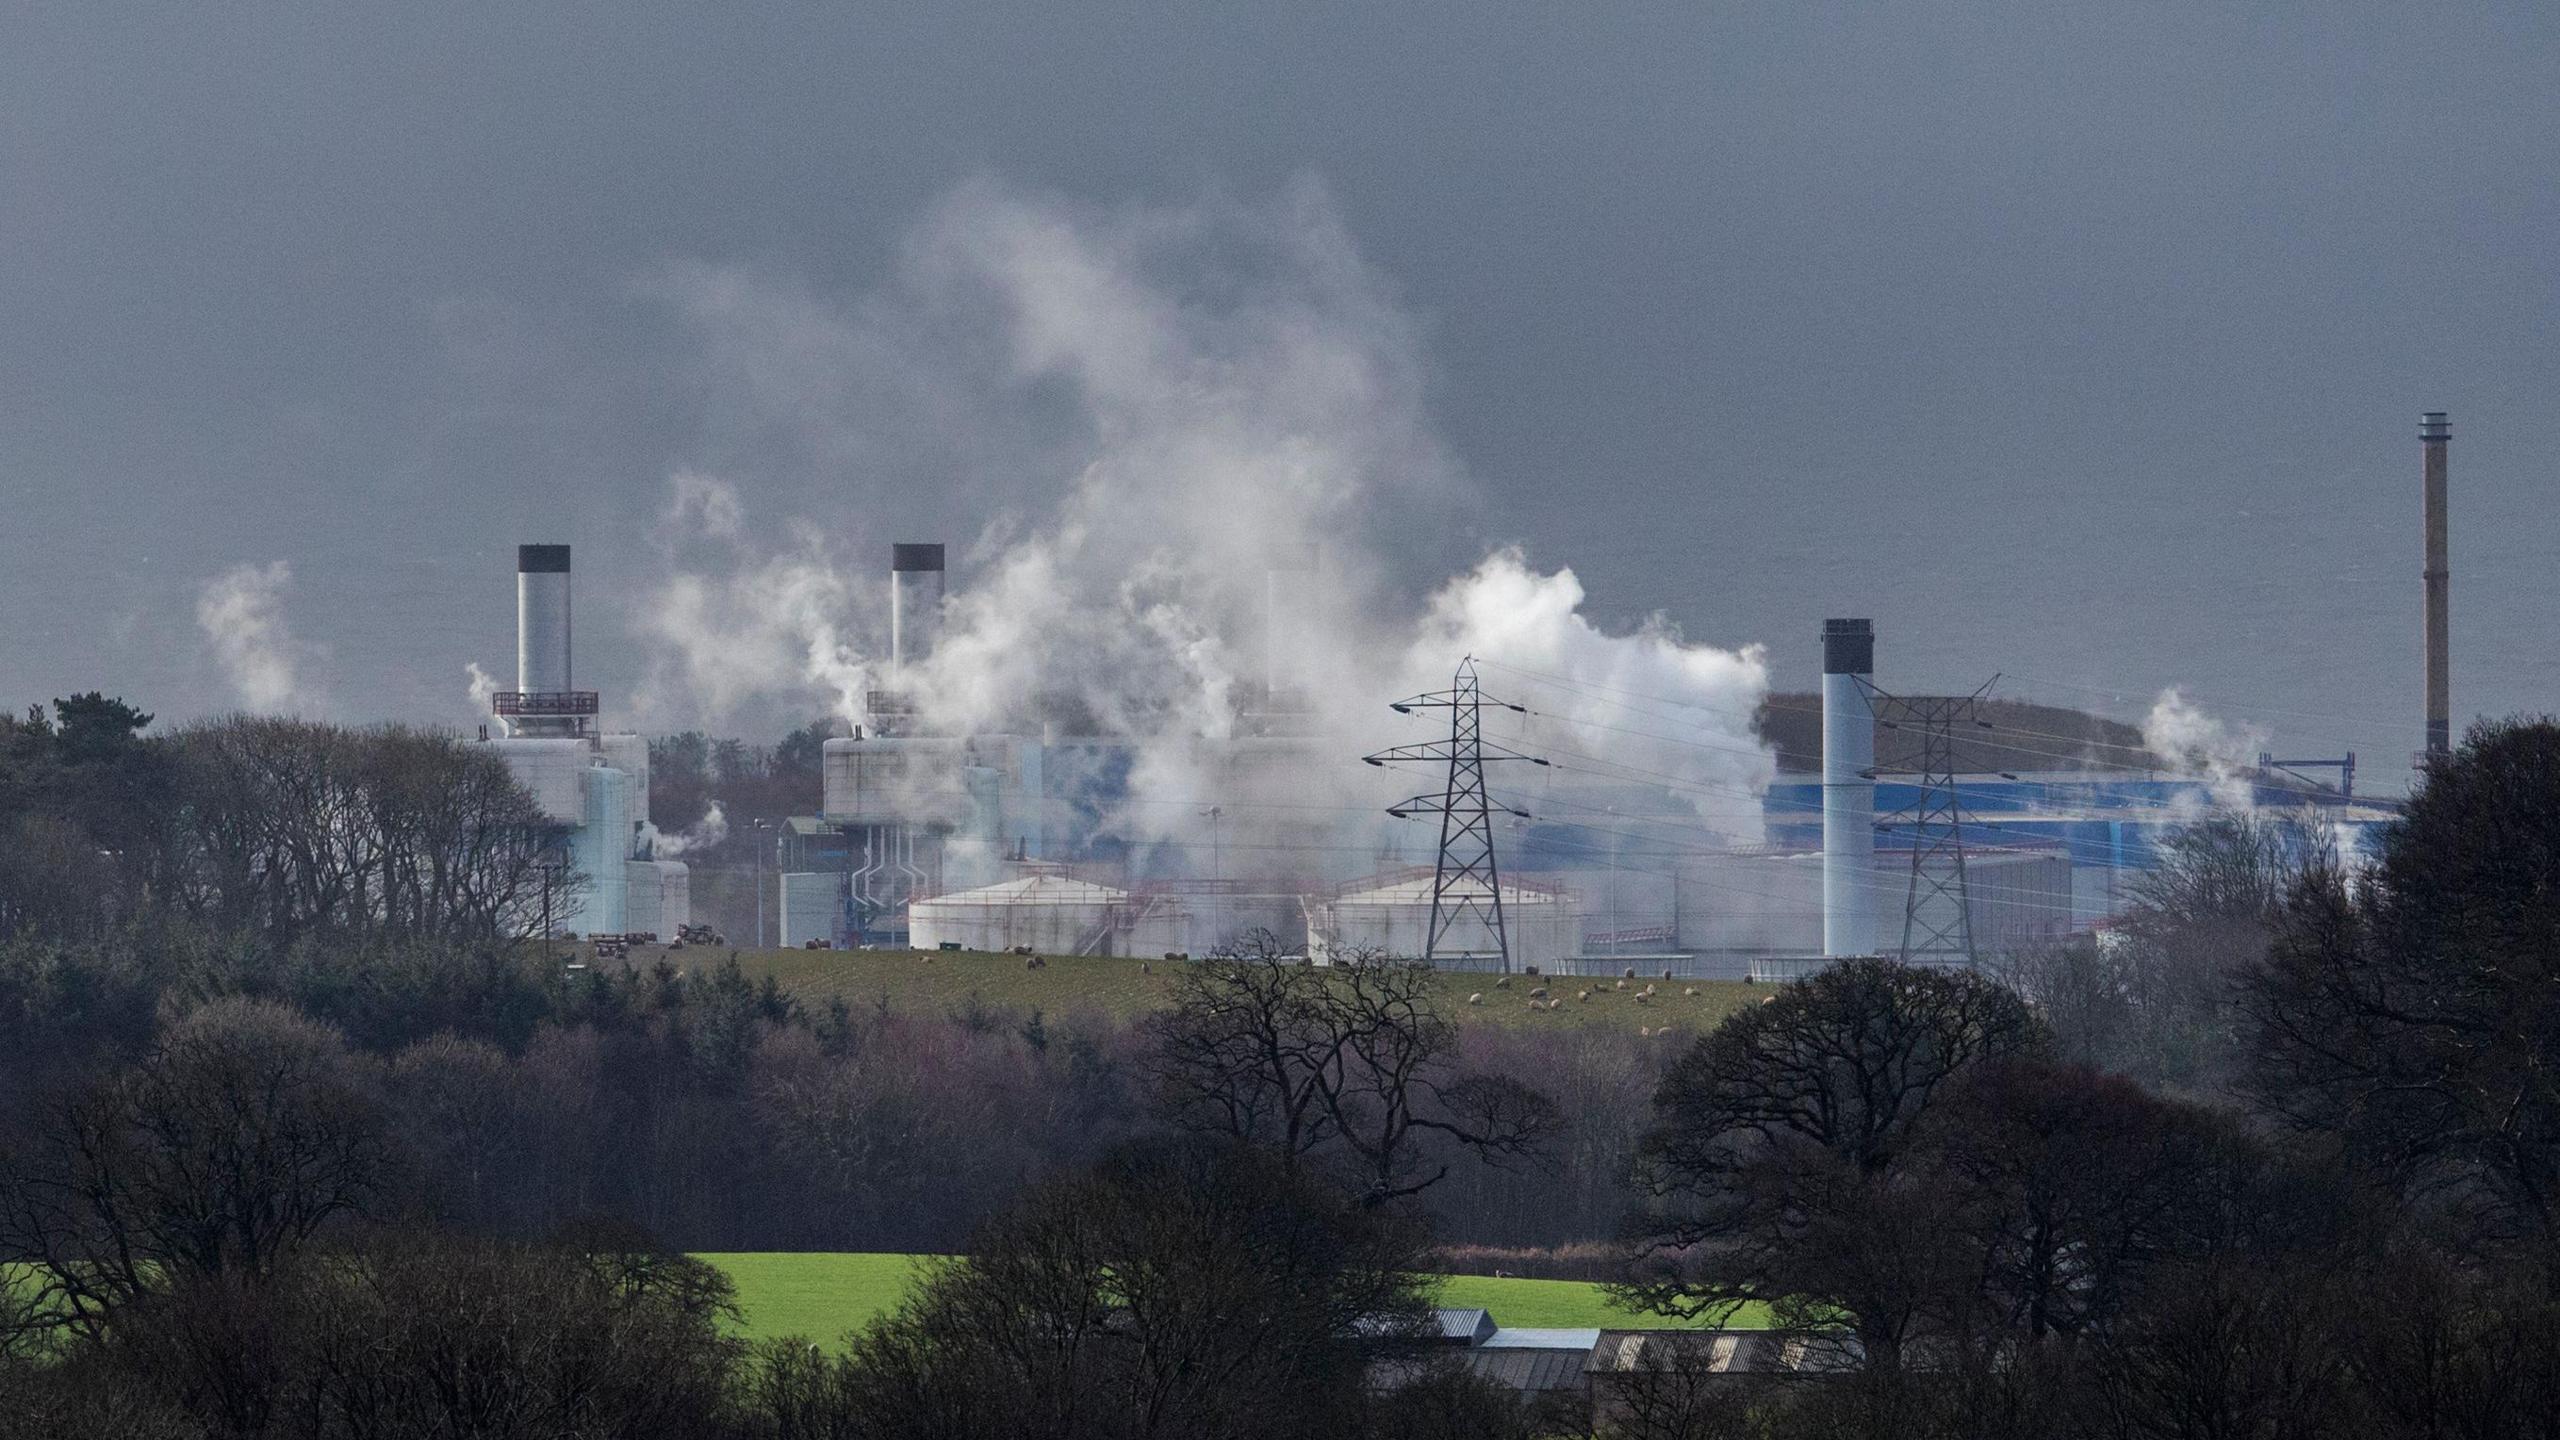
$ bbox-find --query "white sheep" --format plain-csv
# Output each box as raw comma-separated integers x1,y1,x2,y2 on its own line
1684,987,1698,997
1529,986,1550,1000
1467,992,1483,1006
1494,975,1511,989
1614,978,1627,991
1577,989,1592,1002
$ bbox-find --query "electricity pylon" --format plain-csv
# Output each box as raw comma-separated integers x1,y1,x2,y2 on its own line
1364,657,1548,971
1873,676,1997,968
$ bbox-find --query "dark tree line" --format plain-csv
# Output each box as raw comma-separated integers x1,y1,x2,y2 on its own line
2,702,568,950
1598,720,2560,1437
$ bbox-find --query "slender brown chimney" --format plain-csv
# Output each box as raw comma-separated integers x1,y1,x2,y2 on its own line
2422,412,2451,759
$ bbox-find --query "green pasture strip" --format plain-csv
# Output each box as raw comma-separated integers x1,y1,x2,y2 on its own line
701,1254,1765,1351
615,945,1763,1033
698,1252,934,1346
1433,1273,1770,1330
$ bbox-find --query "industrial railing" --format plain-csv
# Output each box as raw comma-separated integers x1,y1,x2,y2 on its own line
491,691,600,717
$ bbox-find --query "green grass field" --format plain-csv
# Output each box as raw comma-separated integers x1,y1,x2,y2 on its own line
613,944,1763,1033
700,1253,930,1345
700,1253,1766,1348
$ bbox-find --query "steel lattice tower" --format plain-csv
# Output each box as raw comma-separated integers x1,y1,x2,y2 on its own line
1875,680,1995,968
1364,657,1547,971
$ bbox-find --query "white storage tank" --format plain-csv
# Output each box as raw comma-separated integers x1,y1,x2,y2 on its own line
908,866,1137,955
1306,872,1581,970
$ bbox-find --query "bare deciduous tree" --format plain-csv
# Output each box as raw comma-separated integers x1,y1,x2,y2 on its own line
151,717,574,948
1146,932,1560,1207
0,998,390,1338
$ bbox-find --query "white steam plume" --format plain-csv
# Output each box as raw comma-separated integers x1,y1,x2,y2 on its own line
642,800,729,859
632,180,1775,876
465,661,500,717
196,561,319,713
2142,687,2267,813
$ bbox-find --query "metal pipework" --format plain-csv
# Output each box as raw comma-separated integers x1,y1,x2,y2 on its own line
2421,412,2450,759
1822,618,1877,958
890,542,945,672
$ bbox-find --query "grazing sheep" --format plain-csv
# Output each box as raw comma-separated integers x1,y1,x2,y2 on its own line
1142,963,1153,975
1529,986,1550,999
1635,993,1650,1005
1467,993,1483,1006
1494,975,1511,989
1623,967,1638,980
1684,986,1697,997
1663,968,1675,980
1642,984,1656,996
1614,978,1627,991
1577,989,1592,1002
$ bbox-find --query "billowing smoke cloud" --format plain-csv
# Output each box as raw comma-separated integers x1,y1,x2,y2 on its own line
2142,687,2267,813
632,180,1774,877
196,561,318,712
643,799,729,859
632,469,882,727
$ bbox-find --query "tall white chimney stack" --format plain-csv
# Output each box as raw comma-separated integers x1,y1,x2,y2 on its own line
890,543,945,672
1822,618,1876,957
517,544,572,696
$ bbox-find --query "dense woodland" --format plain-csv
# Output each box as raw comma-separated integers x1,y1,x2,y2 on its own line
3,696,2559,1436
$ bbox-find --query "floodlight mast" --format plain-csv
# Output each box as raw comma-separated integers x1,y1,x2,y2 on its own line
1363,657,1547,972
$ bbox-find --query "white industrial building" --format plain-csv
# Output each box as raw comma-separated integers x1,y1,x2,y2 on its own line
1676,845,2072,961
478,544,689,938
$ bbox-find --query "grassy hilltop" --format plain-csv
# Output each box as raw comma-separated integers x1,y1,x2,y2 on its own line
598,943,1765,1031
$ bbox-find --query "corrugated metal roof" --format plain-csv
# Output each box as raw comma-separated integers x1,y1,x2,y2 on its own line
1483,1327,1601,1350
1588,1330,1859,1375
1434,1308,1497,1344
1461,1346,1591,1393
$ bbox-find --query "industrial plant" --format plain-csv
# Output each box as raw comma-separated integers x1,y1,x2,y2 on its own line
478,544,693,938
480,417,2452,975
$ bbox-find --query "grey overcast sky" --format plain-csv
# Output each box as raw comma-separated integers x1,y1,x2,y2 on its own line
5,3,2554,792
